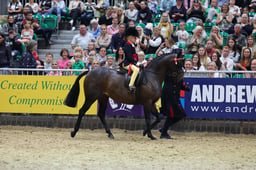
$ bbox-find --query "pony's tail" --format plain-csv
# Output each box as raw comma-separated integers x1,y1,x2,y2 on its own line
64,71,88,107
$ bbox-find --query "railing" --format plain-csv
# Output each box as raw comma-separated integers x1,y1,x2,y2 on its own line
0,68,256,79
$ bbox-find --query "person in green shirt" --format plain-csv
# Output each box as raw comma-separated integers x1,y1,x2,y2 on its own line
72,52,85,75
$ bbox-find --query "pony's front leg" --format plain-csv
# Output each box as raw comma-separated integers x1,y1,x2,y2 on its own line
144,104,157,140
143,104,161,136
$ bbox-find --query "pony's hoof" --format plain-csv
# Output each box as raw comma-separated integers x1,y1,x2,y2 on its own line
143,129,147,136
149,136,157,140
108,133,114,139
71,131,76,138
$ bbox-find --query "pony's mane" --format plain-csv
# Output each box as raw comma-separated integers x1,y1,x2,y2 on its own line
146,53,176,68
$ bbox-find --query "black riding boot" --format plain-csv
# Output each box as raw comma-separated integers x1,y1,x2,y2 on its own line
160,117,172,139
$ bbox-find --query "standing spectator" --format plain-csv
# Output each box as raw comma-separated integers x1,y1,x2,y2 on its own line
71,25,95,50
125,1,138,22
227,38,240,63
44,0,67,23
158,12,174,39
234,47,251,71
146,27,164,54
2,15,19,36
220,46,234,72
174,22,189,45
98,7,113,26
228,24,247,53
0,33,11,74
242,36,256,59
107,18,119,36
205,40,217,59
21,20,34,44
44,52,54,74
38,0,52,15
68,0,84,31
72,52,85,75
186,0,206,23
229,0,240,24
137,1,152,24
216,4,233,33
135,25,148,53
90,19,101,39
207,26,223,50
186,26,205,54
81,0,96,26
160,0,176,13
169,0,187,23
48,60,62,76
25,0,39,15
58,48,70,69
110,23,126,53
95,24,112,50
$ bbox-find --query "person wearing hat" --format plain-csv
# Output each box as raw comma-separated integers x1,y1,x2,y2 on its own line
122,27,140,92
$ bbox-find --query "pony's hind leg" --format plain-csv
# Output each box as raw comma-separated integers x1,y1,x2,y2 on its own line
143,102,157,140
71,98,96,138
98,95,114,139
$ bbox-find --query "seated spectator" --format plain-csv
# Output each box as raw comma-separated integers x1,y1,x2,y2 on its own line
192,53,205,70
234,47,251,71
117,8,128,24
71,25,95,50
21,20,34,44
115,46,125,67
198,46,211,68
90,19,101,39
246,58,256,78
137,1,152,24
242,36,256,59
104,54,115,68
125,1,138,22
23,12,53,46
205,0,220,23
2,15,19,37
228,24,247,53
110,23,126,53
81,0,96,26
44,0,67,23
156,37,178,56
25,0,39,15
136,51,147,67
252,15,256,34
95,24,111,50
186,0,206,23
8,0,23,17
239,13,253,36
229,0,240,24
38,0,52,15
115,0,128,9
207,61,223,78
184,59,193,71
227,38,240,63
73,46,85,62
196,21,208,39
107,18,120,36
0,33,11,74
92,58,101,69
68,0,84,31
249,0,256,12
146,27,164,54
48,60,62,76
160,0,176,13
220,46,234,72
135,25,148,53
169,0,186,23
72,52,85,75
128,20,136,27
205,40,217,59
58,48,70,69
98,7,113,26
207,26,223,50
94,0,109,18
211,51,225,71
174,22,189,45
44,52,54,73
97,47,107,65
216,3,233,33
84,51,95,71
186,26,205,54
158,12,173,39
147,0,158,15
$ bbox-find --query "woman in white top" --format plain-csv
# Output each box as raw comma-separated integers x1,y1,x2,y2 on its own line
25,0,39,14
125,1,138,21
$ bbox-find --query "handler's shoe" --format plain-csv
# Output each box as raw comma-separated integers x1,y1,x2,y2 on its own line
160,133,172,139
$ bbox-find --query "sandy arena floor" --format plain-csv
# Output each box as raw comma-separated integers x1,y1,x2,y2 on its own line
0,126,256,170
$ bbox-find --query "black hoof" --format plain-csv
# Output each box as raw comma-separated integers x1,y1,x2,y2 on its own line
143,129,147,136
149,135,157,140
160,133,172,139
71,131,76,138
108,133,114,139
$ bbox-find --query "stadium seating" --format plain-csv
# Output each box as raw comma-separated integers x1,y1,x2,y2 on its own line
185,23,196,34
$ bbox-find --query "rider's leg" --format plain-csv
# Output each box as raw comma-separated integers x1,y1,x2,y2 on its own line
123,64,140,88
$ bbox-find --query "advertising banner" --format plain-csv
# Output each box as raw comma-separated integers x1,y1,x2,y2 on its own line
0,75,97,115
184,78,256,119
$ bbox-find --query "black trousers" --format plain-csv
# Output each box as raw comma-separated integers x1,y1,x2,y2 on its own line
69,8,81,27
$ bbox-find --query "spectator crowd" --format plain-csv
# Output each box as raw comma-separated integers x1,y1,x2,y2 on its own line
0,0,256,78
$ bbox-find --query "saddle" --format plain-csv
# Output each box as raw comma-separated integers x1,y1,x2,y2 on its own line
117,66,144,89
